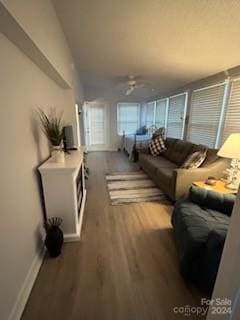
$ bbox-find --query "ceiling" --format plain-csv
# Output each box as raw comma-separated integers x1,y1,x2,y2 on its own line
53,0,240,102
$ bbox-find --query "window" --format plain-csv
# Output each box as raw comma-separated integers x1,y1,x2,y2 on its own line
221,80,240,144
155,98,168,129
117,103,140,135
140,102,148,126
166,93,187,139
141,101,166,129
187,84,226,148
146,102,155,128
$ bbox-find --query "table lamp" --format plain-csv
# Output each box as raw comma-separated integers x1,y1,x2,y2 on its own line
217,133,240,190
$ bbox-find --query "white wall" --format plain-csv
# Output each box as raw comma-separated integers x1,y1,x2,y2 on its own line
0,1,84,319
1,0,73,87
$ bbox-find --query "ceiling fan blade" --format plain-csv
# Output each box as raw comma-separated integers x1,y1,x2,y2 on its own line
112,75,143,85
125,87,134,95
135,83,145,89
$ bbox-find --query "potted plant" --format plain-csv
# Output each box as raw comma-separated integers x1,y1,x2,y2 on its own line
44,217,64,258
37,108,65,162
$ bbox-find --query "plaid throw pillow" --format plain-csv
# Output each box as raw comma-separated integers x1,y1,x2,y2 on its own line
149,136,166,156
181,150,207,169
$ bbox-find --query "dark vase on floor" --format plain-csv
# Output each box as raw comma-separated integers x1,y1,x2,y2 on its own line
44,217,63,258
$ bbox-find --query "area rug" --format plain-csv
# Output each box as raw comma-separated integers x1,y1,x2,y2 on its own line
106,171,167,205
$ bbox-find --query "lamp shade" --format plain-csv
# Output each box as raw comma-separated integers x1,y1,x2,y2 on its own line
218,133,240,159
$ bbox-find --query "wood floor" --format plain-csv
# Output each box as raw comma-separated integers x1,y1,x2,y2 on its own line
22,151,205,320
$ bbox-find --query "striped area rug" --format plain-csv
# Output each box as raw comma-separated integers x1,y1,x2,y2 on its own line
106,171,166,205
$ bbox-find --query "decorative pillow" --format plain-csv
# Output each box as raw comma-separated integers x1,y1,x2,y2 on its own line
152,127,165,139
149,135,166,156
181,150,207,169
136,126,147,135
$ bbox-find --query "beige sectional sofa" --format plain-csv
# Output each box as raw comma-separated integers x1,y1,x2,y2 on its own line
139,138,229,201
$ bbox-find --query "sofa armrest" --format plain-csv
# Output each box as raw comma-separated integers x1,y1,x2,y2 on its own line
173,159,229,200
201,229,227,292
206,229,226,252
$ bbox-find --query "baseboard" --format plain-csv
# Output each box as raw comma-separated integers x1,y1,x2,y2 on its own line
8,246,46,320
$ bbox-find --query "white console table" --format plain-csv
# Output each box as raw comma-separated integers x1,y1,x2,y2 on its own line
39,149,87,242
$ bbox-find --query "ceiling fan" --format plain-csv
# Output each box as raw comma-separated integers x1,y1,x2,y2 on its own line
124,75,145,96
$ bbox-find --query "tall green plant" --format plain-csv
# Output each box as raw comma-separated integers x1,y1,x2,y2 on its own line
37,108,64,146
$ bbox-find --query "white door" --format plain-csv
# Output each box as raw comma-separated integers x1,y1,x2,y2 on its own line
85,104,107,151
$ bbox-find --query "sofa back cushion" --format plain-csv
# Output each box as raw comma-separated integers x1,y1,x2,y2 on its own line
164,139,194,166
189,186,235,216
163,137,177,159
163,138,221,167
202,148,220,167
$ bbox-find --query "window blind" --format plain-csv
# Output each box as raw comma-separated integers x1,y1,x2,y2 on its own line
187,84,225,148
166,93,187,139
221,80,240,144
155,99,167,129
117,103,140,135
146,102,155,128
140,102,148,126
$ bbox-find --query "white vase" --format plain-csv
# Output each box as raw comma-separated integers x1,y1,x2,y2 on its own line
51,146,65,163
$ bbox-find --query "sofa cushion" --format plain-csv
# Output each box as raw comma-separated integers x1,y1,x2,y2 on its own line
191,143,207,153
163,138,178,160
139,154,177,177
164,139,194,166
155,167,173,188
189,186,235,216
